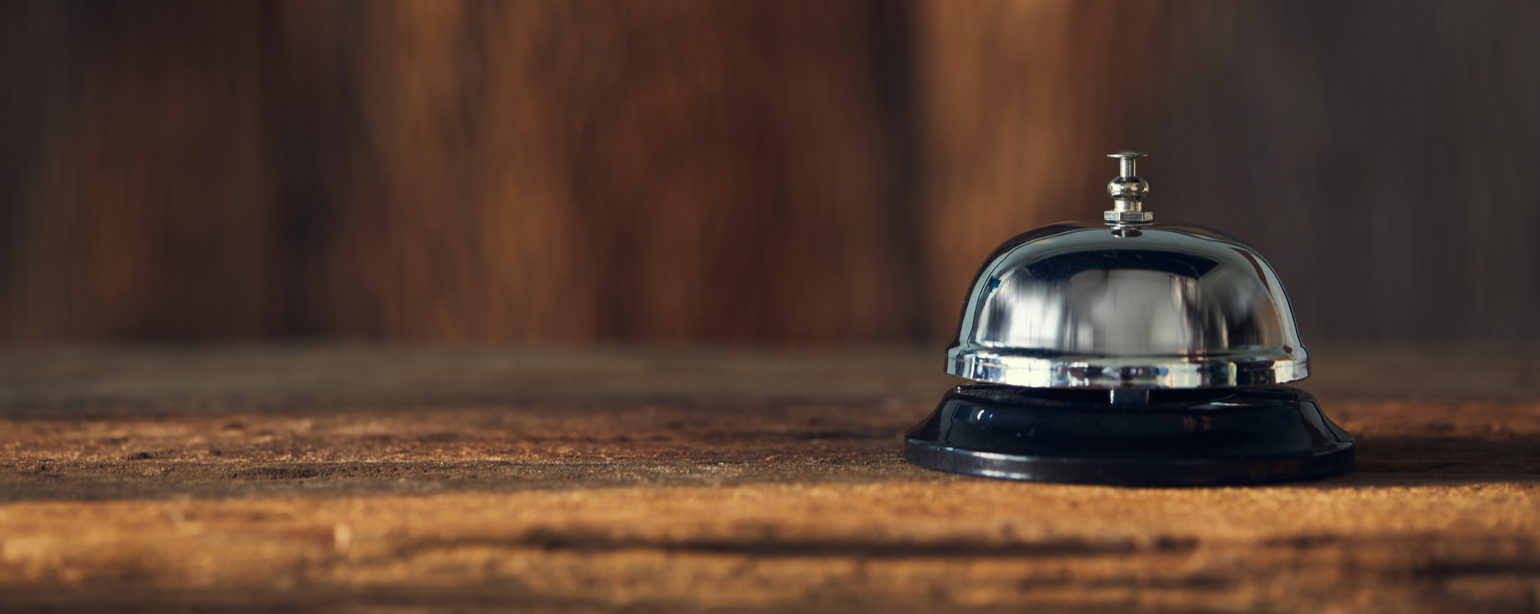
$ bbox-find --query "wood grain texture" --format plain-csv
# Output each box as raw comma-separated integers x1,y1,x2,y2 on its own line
0,0,927,344
0,1,280,341
299,0,926,343
0,346,1538,612
1146,0,1540,344
1,1,1538,345
912,0,1179,339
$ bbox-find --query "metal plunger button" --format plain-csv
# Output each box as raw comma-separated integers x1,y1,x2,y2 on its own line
1105,151,1153,224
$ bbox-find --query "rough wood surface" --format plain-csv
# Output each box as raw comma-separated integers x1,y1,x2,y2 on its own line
1,347,1538,612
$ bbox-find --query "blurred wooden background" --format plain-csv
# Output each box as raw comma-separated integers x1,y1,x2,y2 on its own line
0,0,1535,345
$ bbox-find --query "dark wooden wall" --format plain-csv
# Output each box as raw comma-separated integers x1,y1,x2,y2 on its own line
1147,1,1540,345
0,0,1535,345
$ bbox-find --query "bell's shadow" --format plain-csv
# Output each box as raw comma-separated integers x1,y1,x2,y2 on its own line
1305,436,1540,488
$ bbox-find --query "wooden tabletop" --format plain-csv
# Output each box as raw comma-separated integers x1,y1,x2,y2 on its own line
1,346,1537,613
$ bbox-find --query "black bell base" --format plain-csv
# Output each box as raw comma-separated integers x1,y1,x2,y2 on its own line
905,385,1354,487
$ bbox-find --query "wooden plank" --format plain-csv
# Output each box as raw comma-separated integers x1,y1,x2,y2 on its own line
0,347,1537,611
0,0,926,343
6,1,1538,345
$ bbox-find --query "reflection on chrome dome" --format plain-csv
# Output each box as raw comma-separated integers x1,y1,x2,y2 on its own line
947,223,1306,388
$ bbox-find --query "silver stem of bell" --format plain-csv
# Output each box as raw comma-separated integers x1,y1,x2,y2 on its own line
1105,151,1153,225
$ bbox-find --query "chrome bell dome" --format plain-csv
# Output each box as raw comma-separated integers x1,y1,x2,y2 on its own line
947,152,1308,389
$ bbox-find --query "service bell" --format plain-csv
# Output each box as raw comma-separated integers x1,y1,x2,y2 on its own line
905,152,1354,486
